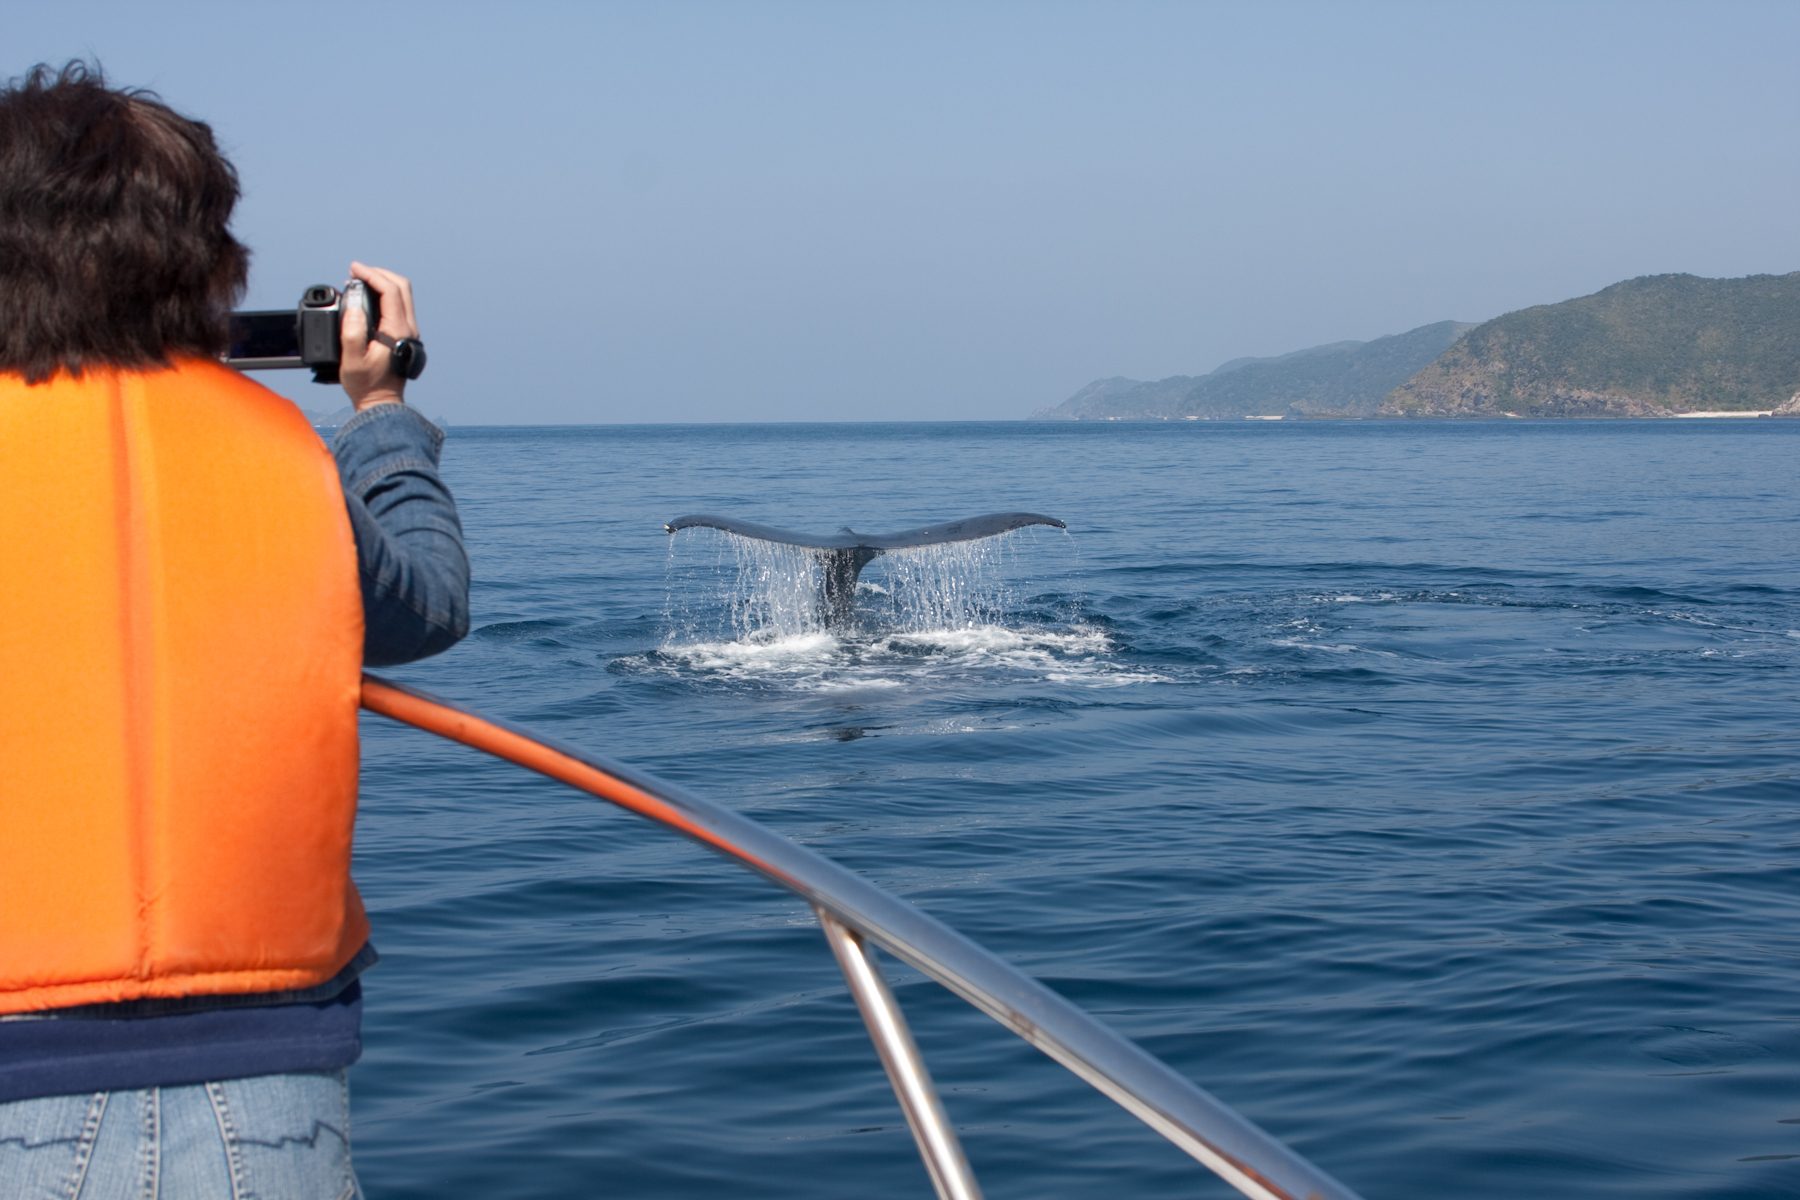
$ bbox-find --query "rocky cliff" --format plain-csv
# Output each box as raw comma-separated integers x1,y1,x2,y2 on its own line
1383,273,1800,417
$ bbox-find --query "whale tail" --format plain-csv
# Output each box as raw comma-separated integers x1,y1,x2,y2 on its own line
664,512,1067,625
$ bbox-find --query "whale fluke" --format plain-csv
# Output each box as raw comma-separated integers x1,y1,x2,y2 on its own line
664,512,1066,624
663,512,1066,550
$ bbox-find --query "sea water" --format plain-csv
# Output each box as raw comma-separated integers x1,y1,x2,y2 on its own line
349,420,1800,1199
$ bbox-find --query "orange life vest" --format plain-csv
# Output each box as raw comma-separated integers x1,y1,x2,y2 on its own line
0,358,368,1016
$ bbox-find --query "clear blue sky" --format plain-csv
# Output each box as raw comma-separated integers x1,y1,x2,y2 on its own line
14,0,1800,423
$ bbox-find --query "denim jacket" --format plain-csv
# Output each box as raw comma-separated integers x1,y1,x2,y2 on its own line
332,402,471,664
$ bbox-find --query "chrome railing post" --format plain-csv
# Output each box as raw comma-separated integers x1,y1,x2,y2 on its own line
362,676,1368,1200
816,905,983,1200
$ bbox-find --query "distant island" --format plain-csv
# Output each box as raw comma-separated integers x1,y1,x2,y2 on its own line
1039,272,1800,419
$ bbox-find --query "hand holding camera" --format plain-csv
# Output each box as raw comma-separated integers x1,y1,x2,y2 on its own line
338,262,425,412
224,262,426,411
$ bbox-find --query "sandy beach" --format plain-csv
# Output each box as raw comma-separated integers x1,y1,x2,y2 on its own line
1671,410,1773,418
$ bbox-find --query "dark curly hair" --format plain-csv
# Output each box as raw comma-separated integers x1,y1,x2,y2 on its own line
0,61,249,382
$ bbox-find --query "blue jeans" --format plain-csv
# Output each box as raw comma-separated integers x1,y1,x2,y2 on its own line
0,1071,360,1200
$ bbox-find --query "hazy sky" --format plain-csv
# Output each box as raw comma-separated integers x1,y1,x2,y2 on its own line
13,1,1799,423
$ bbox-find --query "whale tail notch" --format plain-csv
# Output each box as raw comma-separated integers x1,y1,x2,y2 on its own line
663,511,1067,625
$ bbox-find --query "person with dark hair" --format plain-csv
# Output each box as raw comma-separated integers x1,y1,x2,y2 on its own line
0,62,470,1198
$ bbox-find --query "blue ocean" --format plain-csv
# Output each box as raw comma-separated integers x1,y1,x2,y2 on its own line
348,419,1800,1199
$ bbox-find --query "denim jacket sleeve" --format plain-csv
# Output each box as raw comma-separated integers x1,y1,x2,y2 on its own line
331,403,471,666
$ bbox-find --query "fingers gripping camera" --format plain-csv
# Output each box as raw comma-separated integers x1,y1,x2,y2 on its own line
303,282,427,384
226,283,427,384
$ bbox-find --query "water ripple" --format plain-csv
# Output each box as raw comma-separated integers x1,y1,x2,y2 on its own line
355,420,1800,1200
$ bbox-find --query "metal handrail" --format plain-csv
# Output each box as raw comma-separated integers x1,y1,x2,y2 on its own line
361,674,1363,1200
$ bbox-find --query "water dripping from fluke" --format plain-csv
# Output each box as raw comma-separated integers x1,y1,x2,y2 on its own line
663,511,1067,636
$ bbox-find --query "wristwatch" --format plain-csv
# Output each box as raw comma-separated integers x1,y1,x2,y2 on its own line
373,332,428,380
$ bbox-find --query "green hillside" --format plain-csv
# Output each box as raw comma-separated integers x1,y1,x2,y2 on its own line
1039,321,1469,420
1386,273,1800,416
1177,322,1470,418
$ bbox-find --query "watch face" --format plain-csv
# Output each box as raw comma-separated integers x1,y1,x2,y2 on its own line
393,338,427,380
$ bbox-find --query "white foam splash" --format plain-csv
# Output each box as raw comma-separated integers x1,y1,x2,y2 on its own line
887,626,1109,656
652,621,1158,690
655,527,1136,691
662,631,840,672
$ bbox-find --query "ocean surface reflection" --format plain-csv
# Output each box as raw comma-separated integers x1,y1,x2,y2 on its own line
353,420,1800,1199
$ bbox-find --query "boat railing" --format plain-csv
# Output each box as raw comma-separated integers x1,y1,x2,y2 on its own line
361,674,1364,1200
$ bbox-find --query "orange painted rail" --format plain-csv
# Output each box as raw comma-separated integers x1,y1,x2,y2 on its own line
360,673,1362,1200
